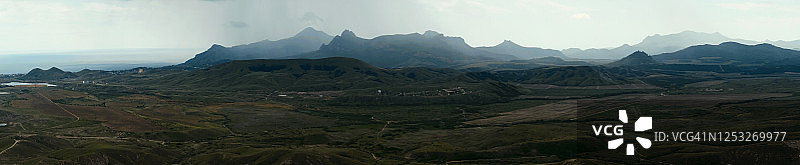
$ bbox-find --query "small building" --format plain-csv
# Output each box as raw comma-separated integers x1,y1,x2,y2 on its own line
0,92,9,95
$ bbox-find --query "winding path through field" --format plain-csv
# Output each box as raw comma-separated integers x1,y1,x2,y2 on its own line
37,92,80,121
35,91,84,131
0,140,21,156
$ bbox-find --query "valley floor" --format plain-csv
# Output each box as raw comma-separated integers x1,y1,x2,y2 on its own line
0,77,798,164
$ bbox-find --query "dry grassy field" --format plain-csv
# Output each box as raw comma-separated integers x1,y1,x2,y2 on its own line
11,93,74,118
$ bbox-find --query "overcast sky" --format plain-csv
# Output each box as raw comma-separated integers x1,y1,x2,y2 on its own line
1,0,799,53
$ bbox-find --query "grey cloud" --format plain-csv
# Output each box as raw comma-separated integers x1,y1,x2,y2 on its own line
228,21,248,28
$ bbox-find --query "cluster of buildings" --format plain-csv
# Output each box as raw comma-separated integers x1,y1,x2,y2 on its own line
274,91,345,99
701,88,734,92
394,86,470,96
81,81,103,84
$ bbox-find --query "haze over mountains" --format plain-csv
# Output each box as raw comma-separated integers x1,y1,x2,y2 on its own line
174,28,800,71
0,48,197,74
14,27,800,75
769,40,800,51
16,36,800,90
601,41,800,68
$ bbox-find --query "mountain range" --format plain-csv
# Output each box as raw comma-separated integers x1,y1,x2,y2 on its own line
175,28,576,70
598,42,800,76
170,27,800,71
18,40,800,89
289,30,517,68
176,27,334,69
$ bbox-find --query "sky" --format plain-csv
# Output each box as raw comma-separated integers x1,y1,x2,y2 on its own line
1,0,799,53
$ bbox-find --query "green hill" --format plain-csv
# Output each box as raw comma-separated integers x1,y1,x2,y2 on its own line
19,67,77,80
146,57,465,91
605,51,658,67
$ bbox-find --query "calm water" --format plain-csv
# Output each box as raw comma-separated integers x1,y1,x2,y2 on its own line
1,82,57,87
0,48,200,74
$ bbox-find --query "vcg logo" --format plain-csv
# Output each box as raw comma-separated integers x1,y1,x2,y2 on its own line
591,110,652,155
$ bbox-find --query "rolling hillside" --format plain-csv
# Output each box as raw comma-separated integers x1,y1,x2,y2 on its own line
466,66,633,86
605,51,658,67
148,57,466,91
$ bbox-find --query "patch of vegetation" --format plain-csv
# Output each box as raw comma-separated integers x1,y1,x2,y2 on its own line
467,66,635,86
52,97,105,106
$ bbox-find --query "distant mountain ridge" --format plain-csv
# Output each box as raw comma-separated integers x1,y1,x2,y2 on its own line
171,27,800,72
653,42,800,66
477,40,567,59
176,27,334,69
20,67,77,80
563,31,759,59
769,39,800,51
290,30,518,68
634,31,757,53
